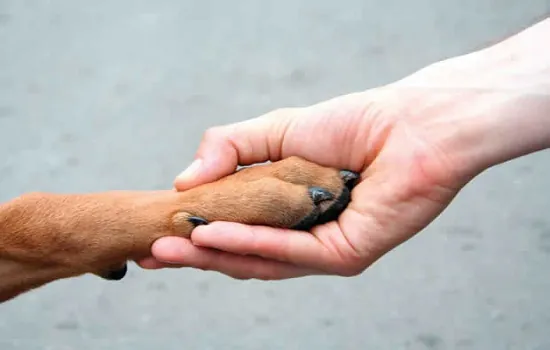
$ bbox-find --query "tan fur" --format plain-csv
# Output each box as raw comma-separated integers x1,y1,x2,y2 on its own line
0,156,352,302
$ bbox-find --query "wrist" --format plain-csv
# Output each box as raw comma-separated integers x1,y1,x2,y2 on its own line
387,18,550,180
438,87,550,179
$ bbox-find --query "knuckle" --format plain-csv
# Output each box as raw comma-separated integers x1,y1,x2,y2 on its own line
196,264,212,272
254,272,278,281
226,265,280,281
261,107,297,120
202,125,228,142
254,264,284,281
227,272,252,281
332,261,366,277
195,256,217,272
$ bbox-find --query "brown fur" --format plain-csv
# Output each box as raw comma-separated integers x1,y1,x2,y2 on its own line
0,156,355,302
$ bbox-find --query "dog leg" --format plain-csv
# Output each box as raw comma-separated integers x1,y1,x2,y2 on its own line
0,156,359,302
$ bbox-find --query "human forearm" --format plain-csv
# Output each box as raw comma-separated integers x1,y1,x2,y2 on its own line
387,17,550,180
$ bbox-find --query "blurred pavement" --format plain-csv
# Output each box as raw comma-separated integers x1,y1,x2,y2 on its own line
1,1,550,349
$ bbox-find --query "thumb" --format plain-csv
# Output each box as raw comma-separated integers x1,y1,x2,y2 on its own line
173,109,298,191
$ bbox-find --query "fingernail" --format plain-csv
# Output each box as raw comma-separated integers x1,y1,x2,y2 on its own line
176,158,202,182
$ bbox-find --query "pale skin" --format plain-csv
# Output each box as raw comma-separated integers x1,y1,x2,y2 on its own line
138,17,550,279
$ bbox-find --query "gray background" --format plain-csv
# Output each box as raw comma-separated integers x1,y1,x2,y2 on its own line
1,1,549,349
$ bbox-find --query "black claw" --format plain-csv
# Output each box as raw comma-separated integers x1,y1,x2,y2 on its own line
316,187,351,225
188,216,209,226
309,187,334,205
340,170,360,189
104,263,127,281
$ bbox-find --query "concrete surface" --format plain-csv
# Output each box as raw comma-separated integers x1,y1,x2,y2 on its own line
1,1,550,349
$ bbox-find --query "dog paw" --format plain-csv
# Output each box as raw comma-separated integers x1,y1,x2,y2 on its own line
172,156,360,233
50,157,359,282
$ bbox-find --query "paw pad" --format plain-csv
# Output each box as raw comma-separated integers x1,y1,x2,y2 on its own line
101,263,128,281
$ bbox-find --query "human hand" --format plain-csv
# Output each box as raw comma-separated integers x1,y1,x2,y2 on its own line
137,18,550,279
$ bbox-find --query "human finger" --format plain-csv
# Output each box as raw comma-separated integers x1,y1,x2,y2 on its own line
174,109,299,191
147,236,322,280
